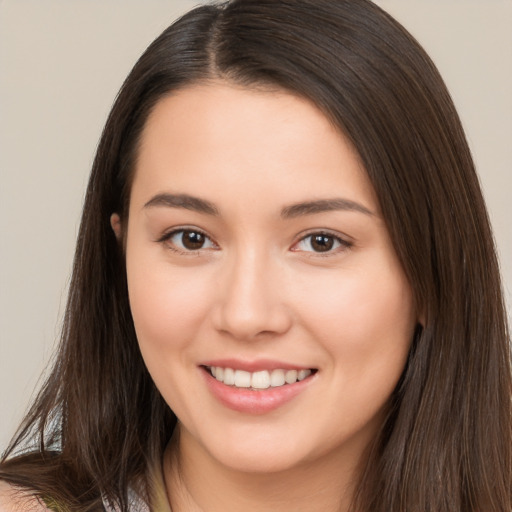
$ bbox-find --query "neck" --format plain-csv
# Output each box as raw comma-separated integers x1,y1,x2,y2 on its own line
163,426,365,512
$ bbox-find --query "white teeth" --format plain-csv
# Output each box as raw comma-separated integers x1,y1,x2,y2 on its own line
252,370,271,389
208,366,313,389
298,369,312,381
234,370,251,388
270,369,285,387
223,367,235,385
285,369,298,384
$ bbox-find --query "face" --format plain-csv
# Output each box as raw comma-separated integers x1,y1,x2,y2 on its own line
120,83,417,475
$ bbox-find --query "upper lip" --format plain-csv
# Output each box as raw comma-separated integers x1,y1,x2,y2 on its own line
200,358,316,373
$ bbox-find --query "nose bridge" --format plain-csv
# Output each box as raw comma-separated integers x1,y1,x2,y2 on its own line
213,243,291,340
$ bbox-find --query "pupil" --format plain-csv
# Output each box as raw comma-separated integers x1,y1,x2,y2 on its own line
311,235,333,252
182,231,204,250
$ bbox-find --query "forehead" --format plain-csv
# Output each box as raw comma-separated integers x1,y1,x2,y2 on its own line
131,82,378,215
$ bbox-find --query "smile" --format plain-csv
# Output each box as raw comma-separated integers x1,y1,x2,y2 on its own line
201,364,317,414
206,366,315,390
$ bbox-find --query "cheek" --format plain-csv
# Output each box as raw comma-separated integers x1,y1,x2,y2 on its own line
300,265,415,443
305,268,412,332
125,250,213,358
299,260,415,379
126,257,217,415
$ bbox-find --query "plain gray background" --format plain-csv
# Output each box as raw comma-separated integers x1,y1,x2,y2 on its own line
1,0,511,450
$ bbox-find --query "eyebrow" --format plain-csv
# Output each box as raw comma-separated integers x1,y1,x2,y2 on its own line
143,193,374,218
281,198,375,218
144,193,219,215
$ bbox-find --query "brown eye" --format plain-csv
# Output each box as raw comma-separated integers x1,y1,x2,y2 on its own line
310,234,334,252
181,230,206,250
164,229,216,252
293,232,351,254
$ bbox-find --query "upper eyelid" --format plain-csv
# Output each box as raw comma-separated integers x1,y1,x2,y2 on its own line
155,226,352,250
157,226,213,242
157,227,219,256
293,228,353,244
291,230,353,254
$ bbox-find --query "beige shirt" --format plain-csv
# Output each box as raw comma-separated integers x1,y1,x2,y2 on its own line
0,464,172,512
150,464,173,512
102,465,172,512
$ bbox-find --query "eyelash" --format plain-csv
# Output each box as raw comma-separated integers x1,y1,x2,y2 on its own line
157,227,218,255
292,230,353,256
157,228,352,256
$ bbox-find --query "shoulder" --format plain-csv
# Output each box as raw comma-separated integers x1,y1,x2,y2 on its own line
0,481,50,512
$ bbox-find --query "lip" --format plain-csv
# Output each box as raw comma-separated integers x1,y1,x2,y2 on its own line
200,363,317,414
201,358,314,373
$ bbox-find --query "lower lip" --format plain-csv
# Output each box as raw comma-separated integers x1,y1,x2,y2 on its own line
201,367,315,414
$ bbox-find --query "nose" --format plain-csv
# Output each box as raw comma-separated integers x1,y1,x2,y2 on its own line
211,249,293,341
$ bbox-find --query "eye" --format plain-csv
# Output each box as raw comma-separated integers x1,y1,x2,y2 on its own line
160,228,217,253
292,232,351,254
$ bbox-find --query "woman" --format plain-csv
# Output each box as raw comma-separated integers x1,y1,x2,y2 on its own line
1,0,510,510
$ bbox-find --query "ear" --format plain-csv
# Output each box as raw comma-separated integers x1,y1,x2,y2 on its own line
417,307,426,328
110,213,123,241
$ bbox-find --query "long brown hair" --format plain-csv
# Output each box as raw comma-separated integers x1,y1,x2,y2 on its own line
1,1,510,510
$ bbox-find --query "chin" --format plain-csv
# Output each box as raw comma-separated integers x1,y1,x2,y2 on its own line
184,420,300,472
213,445,307,475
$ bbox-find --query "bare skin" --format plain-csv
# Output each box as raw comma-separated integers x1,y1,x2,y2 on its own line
0,481,48,512
164,427,356,512
1,83,417,512
118,82,418,511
